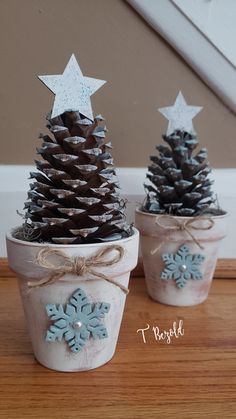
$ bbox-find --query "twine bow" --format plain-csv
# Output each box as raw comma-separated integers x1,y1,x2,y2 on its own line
151,215,215,255
28,245,128,294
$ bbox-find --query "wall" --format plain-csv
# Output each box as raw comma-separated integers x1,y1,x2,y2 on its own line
0,0,236,167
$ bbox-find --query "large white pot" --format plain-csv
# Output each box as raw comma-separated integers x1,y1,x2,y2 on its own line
6,229,139,372
135,209,227,307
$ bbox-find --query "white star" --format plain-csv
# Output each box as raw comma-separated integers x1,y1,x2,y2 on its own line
158,91,203,135
38,54,106,120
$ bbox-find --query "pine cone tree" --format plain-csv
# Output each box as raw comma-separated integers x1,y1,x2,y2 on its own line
143,130,215,216
21,111,132,244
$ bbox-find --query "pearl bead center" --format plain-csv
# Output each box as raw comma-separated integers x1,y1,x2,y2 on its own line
179,264,187,272
74,321,83,329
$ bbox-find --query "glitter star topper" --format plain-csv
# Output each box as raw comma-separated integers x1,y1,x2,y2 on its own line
158,91,203,135
38,54,106,120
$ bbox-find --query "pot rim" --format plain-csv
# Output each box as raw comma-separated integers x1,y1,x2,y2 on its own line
135,207,228,220
6,227,139,249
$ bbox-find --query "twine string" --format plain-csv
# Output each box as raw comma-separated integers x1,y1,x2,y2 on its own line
151,215,215,255
28,245,128,294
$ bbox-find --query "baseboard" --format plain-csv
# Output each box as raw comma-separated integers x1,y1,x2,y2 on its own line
0,166,236,258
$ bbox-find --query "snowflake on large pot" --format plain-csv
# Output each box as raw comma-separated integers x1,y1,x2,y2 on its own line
45,288,110,353
160,244,205,288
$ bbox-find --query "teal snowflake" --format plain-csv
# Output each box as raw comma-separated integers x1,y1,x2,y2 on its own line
45,288,110,353
160,244,205,289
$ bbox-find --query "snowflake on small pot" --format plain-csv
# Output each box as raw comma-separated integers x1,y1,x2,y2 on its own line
45,288,110,353
160,244,205,289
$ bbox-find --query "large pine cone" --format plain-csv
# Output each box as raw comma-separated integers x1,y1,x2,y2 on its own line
143,130,215,216
22,111,132,244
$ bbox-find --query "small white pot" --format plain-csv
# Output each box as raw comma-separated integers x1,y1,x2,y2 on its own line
6,229,139,372
135,209,227,307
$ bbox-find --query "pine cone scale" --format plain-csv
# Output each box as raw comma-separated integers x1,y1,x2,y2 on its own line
24,111,132,243
144,130,215,216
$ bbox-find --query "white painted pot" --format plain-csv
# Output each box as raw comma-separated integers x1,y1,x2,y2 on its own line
6,229,139,372
135,209,227,307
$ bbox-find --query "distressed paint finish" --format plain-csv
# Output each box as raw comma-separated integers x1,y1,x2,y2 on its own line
6,229,139,372
135,209,227,306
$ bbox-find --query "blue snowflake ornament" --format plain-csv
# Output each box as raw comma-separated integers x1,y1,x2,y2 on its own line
45,288,110,353
160,244,205,289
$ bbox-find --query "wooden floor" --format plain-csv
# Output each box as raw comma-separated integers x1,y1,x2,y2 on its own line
1,265,236,418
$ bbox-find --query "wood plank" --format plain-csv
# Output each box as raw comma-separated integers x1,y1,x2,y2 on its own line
0,275,236,418
0,258,12,277
131,258,236,278
214,259,236,278
1,257,236,279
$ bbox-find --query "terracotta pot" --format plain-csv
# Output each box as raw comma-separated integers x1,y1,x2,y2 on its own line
135,209,227,307
6,228,139,372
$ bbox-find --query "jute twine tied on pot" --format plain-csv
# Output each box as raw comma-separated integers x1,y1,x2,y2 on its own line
151,215,215,255
28,245,129,294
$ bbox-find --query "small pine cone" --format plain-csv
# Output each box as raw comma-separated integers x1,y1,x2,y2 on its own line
143,130,215,216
